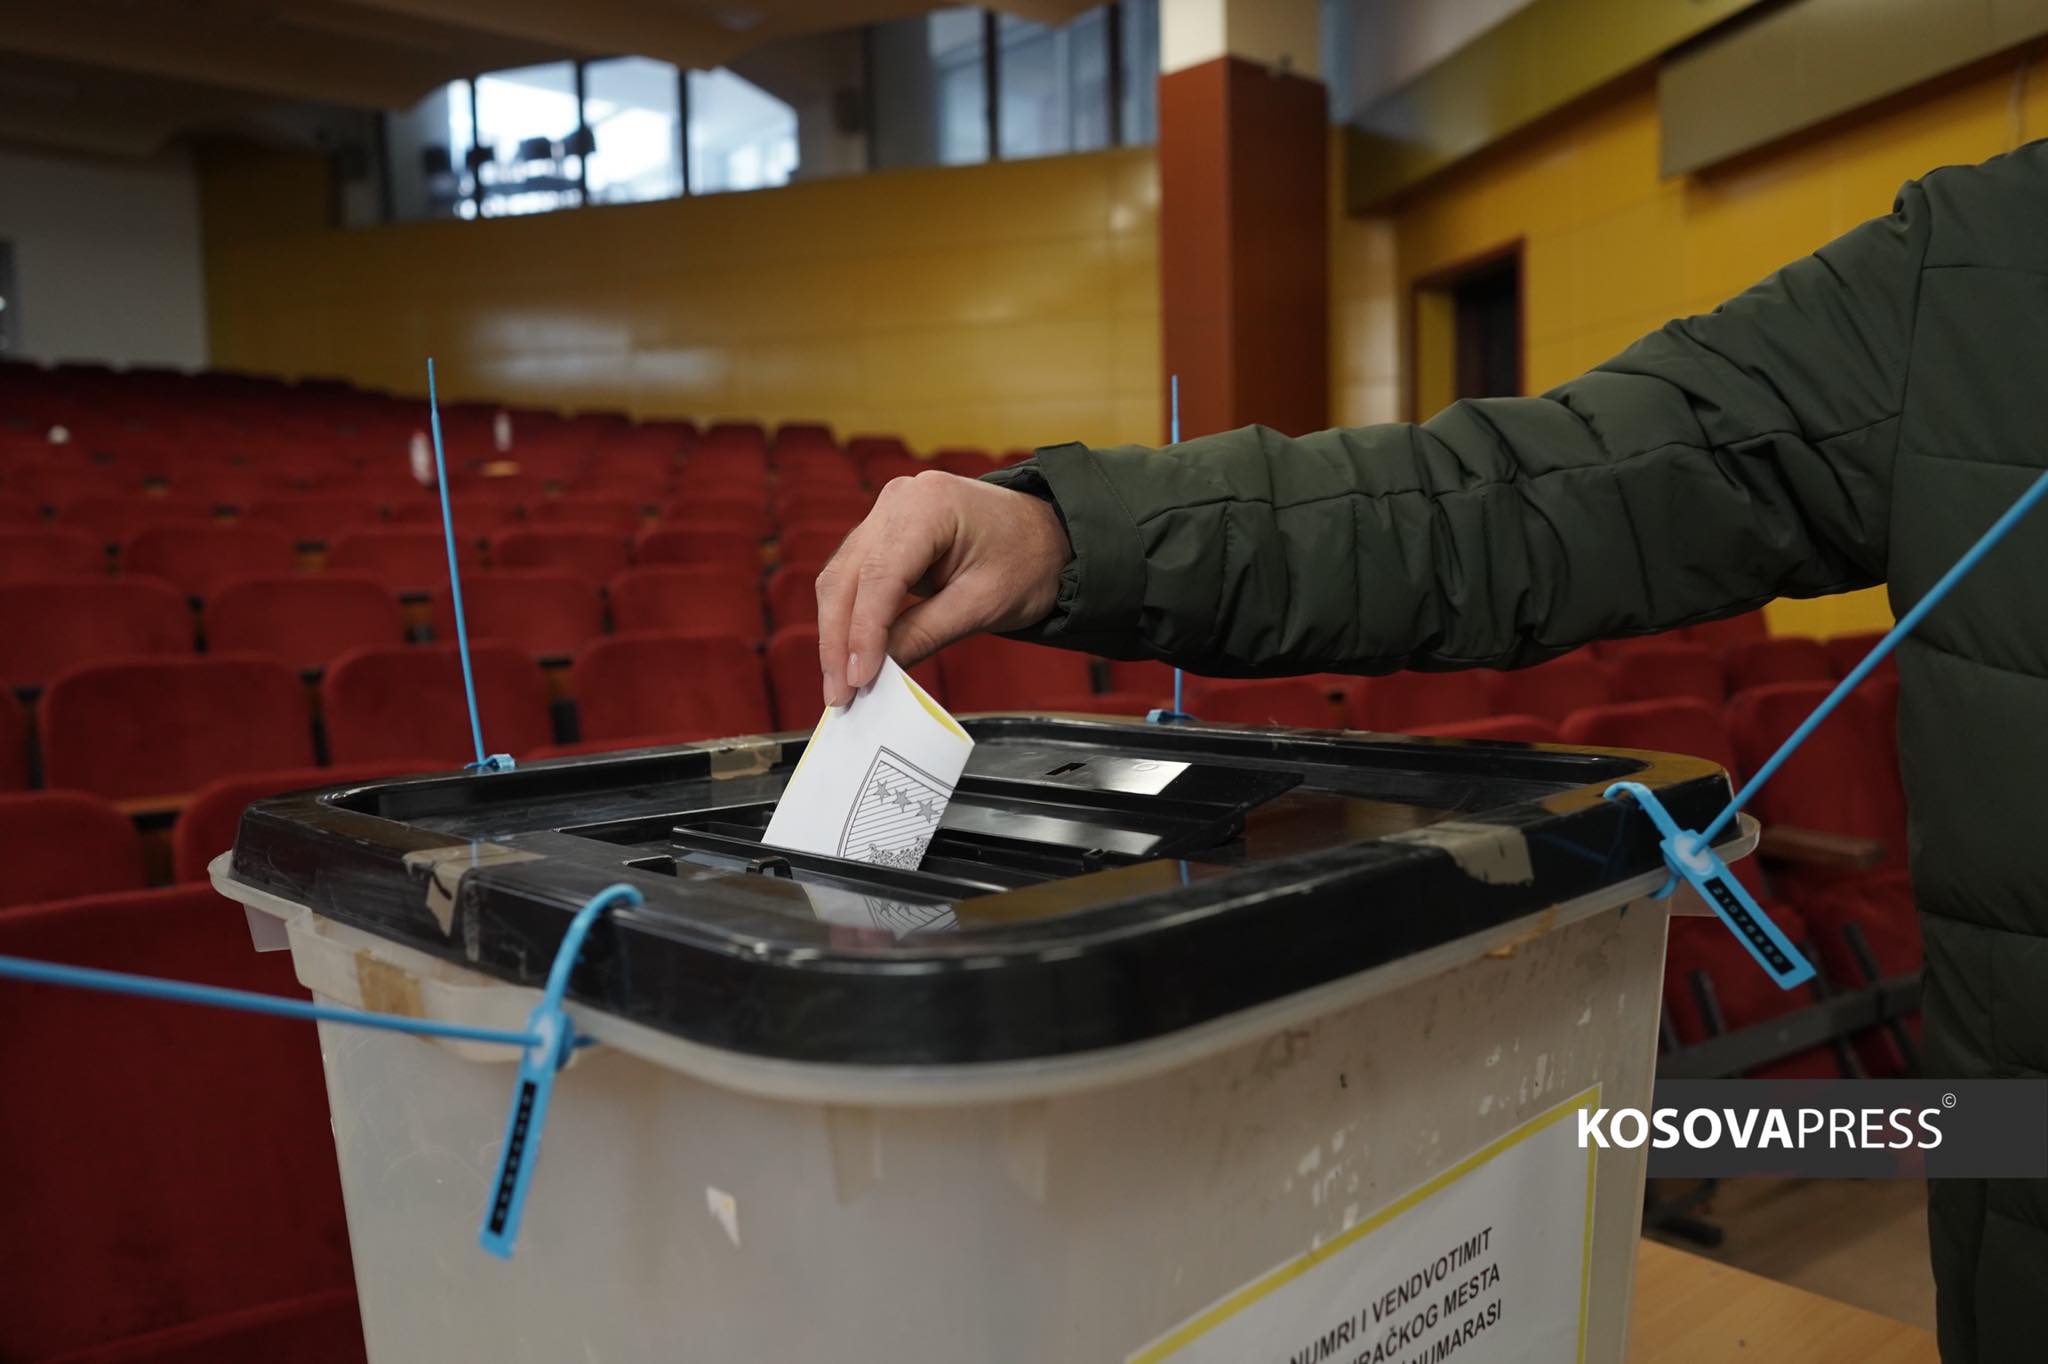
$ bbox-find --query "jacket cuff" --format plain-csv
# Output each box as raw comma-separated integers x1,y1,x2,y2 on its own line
981,442,1145,642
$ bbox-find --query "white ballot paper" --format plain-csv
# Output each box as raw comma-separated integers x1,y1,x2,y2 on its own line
762,656,973,869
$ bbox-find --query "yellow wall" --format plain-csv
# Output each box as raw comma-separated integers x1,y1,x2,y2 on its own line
1331,55,2048,635
204,149,1162,454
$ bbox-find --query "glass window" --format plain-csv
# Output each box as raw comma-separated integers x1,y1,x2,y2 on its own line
1120,0,1160,145
384,80,474,220
686,68,799,194
473,62,582,216
870,7,988,170
997,9,1109,159
583,57,683,204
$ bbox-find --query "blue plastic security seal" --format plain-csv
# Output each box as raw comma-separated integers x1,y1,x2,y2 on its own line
479,881,643,1258
1605,779,1815,990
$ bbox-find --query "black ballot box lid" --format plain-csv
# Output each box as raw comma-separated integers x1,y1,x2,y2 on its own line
228,716,1726,1066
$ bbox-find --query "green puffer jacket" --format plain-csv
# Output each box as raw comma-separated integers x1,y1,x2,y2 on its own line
988,140,2048,1363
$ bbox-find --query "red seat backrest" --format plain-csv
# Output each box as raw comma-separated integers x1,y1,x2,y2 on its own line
123,523,297,599
635,523,761,568
1489,655,1609,724
660,495,772,540
1104,658,1177,696
491,528,631,585
1726,681,1908,867
171,761,433,883
1722,636,1833,692
766,561,824,630
206,575,406,672
935,634,1093,711
0,526,103,580
41,654,316,800
322,642,552,765
571,632,772,743
1603,643,1726,705
241,497,384,544
1824,630,1894,679
1189,679,1335,728
765,625,945,731
527,496,645,531
327,527,480,596
0,885,362,1361
0,692,25,789
0,576,192,688
1559,697,1741,772
610,565,764,639
1409,714,1562,743
1345,670,1494,731
59,495,213,543
777,523,850,566
0,791,147,908
431,570,604,658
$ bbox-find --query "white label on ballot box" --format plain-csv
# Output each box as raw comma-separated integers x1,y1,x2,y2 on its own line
1129,1088,1598,1364
762,656,973,869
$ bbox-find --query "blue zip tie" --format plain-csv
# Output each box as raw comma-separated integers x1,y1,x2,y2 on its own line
1150,373,1196,727
479,880,643,1259
0,952,541,1048
1606,780,1816,989
426,358,513,774
1607,461,2048,987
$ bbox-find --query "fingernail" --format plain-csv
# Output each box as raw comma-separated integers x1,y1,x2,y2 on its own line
847,652,862,688
822,669,837,706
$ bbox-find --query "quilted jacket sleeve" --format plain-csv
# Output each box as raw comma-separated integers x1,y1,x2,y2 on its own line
985,182,1933,676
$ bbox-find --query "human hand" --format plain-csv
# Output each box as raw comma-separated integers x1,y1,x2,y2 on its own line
815,470,1070,707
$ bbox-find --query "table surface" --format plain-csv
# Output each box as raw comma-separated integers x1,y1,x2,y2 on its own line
1629,1240,1937,1363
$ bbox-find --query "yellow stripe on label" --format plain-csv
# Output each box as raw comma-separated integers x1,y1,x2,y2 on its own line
902,667,969,741
1128,1083,1602,1364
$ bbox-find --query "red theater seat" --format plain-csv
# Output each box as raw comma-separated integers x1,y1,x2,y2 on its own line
0,492,40,523
1410,715,1562,743
1188,678,1335,727
1560,697,1739,769
40,655,316,801
1489,655,1609,724
609,565,764,639
1722,636,1834,692
60,495,213,543
661,495,772,541
123,523,297,599
0,692,26,789
322,642,552,765
171,761,435,883
765,625,946,731
0,791,148,908
240,497,383,544
1604,643,1725,706
0,577,192,688
431,570,603,658
1344,670,1493,731
1105,658,1177,696
527,496,646,531
1726,682,1909,882
936,634,1093,712
777,523,849,566
766,561,824,630
327,527,480,596
0,526,104,580
571,633,772,743
635,523,761,568
0,885,364,1363
1824,630,1894,679
206,576,407,672
491,528,631,585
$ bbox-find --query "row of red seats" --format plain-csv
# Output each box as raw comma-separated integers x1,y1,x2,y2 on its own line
0,485,894,541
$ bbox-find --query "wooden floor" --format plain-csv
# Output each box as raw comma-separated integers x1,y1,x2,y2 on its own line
1630,1240,1937,1363
1646,1177,1937,1331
